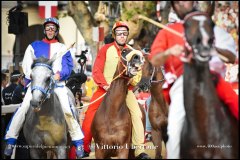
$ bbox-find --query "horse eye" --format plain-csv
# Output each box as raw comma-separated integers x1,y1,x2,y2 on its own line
196,37,201,44
208,38,214,45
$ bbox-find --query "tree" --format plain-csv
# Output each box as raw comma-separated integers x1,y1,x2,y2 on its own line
67,1,171,62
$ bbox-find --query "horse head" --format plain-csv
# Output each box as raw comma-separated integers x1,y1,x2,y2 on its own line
118,48,145,78
183,11,215,63
138,49,165,92
138,51,153,91
30,56,55,112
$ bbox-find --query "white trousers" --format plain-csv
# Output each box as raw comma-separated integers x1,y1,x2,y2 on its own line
5,85,84,142
166,76,185,159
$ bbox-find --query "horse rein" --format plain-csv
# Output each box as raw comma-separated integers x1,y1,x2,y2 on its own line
76,51,140,109
76,62,127,109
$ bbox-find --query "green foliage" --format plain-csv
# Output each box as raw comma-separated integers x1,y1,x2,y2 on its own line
121,1,155,21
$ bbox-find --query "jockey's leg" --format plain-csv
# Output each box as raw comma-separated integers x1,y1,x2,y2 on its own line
166,76,185,159
4,87,32,156
126,90,150,159
82,88,105,154
54,86,84,158
145,96,152,133
215,74,239,120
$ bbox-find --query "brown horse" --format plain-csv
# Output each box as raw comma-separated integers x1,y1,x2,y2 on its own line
181,11,239,158
91,48,145,159
138,53,168,159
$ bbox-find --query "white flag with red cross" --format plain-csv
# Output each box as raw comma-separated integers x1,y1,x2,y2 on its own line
92,27,104,42
38,1,58,19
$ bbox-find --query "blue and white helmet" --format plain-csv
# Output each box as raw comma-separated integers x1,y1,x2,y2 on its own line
43,17,60,36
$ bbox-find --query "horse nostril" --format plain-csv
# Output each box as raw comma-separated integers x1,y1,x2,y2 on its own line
30,100,39,108
133,55,140,60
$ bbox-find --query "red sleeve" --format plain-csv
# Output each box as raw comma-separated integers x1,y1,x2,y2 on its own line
216,76,239,120
149,29,168,60
92,44,110,88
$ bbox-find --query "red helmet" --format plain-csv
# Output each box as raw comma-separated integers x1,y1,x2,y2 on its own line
112,21,129,32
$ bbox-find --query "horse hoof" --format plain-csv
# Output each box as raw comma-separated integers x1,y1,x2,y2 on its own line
136,153,151,159
82,151,90,158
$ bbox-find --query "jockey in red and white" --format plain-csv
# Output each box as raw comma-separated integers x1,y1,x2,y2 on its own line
4,17,84,158
150,1,238,158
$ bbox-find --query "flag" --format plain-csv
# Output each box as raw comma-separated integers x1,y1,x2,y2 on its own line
92,27,104,42
38,1,58,19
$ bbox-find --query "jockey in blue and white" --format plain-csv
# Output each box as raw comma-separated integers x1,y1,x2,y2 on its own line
4,17,84,158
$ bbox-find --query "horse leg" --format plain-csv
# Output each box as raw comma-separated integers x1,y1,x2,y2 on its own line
117,148,129,159
151,129,163,159
29,148,46,159
56,147,67,159
128,147,135,159
95,148,106,159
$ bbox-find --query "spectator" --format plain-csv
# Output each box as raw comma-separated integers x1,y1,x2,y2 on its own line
1,73,8,105
11,74,25,104
2,70,21,105
1,72,8,159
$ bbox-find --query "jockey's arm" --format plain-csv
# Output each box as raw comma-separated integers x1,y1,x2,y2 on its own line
150,45,184,67
22,44,35,85
214,26,237,64
150,27,184,67
58,50,74,81
215,47,236,64
92,46,109,88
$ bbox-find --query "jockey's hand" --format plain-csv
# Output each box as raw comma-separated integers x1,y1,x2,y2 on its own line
151,44,185,67
103,85,110,91
54,72,61,81
165,44,184,57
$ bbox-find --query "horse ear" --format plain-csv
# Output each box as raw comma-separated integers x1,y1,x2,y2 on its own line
205,1,215,17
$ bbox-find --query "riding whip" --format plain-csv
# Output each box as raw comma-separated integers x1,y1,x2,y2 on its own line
51,42,76,61
138,15,230,62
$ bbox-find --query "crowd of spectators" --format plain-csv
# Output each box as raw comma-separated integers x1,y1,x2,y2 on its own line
213,1,238,90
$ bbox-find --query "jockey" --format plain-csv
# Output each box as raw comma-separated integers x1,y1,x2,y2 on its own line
150,1,238,158
4,17,84,158
81,21,151,159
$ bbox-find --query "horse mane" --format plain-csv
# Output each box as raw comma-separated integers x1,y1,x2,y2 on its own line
31,56,52,69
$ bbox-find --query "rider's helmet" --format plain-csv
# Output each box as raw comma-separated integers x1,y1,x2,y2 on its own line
43,17,60,37
112,21,129,37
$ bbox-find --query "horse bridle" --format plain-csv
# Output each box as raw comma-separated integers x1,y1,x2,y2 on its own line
31,63,56,105
150,66,165,84
119,50,144,78
137,65,165,92
183,11,213,63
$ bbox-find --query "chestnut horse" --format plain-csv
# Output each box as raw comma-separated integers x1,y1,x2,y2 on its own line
91,48,145,158
180,11,239,158
138,54,168,159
